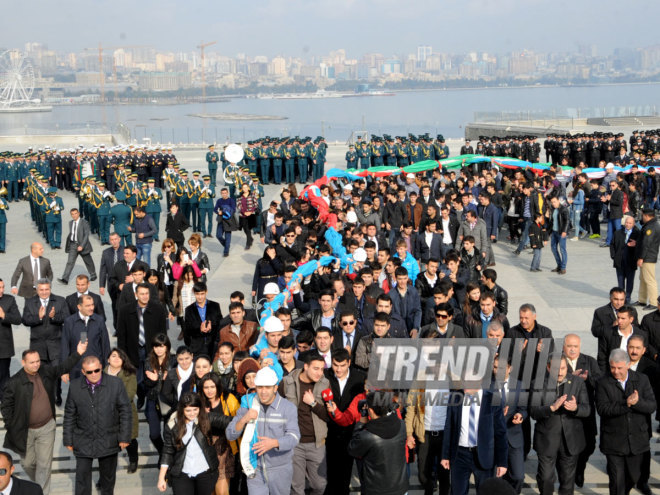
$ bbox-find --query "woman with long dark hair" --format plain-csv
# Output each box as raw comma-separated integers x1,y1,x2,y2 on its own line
173,264,198,340
199,373,240,495
156,238,177,298
251,245,283,301
144,334,176,454
105,347,139,473
157,392,230,494
147,269,176,320
236,183,258,250
188,233,210,284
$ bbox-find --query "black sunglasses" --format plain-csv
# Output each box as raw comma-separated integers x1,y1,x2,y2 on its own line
341,320,356,326
84,368,102,375
435,313,449,319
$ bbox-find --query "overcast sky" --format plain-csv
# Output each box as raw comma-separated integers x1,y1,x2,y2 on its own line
3,0,659,58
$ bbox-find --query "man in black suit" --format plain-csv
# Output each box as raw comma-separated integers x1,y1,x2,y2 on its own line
61,294,111,380
590,287,626,339
324,348,365,495
165,202,189,251
597,349,656,495
116,264,158,309
108,245,149,326
562,334,602,488
0,451,44,495
331,311,366,359
98,232,121,299
530,355,590,495
64,274,105,320
183,282,223,357
0,279,21,400
627,335,658,495
116,283,167,384
597,305,647,373
58,208,97,285
610,216,640,303
21,279,71,405
438,205,460,256
414,220,443,265
10,242,53,299
441,388,508,495
493,356,526,494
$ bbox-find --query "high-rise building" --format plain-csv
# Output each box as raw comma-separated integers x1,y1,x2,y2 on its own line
417,45,432,66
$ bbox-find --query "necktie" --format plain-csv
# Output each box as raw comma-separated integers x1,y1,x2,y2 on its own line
138,307,146,346
113,249,118,265
33,258,39,286
72,221,77,242
346,333,353,349
468,401,477,447
322,354,328,369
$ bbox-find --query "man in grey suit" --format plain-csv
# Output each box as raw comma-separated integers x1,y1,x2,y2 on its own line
58,209,97,285
10,243,53,298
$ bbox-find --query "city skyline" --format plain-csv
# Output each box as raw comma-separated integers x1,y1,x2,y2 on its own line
3,0,660,56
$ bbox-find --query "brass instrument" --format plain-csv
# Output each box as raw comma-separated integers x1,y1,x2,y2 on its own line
79,184,92,200
0,187,7,196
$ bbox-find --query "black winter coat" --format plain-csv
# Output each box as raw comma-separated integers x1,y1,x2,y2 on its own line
62,373,132,458
1,351,81,455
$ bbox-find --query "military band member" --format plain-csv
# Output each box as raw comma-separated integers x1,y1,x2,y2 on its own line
283,141,296,184
96,181,113,245
346,144,358,169
42,187,63,250
145,177,163,241
358,141,371,170
206,144,219,185
198,174,215,238
245,142,258,176
296,140,308,183
189,170,202,232
111,191,134,246
271,140,283,185
0,190,8,252
258,141,271,185
177,169,191,224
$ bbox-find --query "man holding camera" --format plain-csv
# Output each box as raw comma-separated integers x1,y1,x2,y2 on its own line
348,391,409,495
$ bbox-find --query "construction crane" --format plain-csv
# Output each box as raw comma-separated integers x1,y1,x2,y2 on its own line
197,41,216,102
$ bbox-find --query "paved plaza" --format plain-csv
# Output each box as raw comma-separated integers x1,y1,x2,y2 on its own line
0,149,658,493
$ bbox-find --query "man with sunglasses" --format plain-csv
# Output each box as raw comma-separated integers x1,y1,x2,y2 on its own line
331,311,366,357
1,341,87,494
0,451,43,495
419,303,465,338
63,355,132,495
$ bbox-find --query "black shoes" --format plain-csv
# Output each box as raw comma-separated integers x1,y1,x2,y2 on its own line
89,275,97,282
513,250,521,256
127,461,138,474
57,278,68,285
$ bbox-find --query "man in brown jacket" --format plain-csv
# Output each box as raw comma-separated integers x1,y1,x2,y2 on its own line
218,302,258,352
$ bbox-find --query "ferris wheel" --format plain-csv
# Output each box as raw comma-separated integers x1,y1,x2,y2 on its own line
0,50,35,108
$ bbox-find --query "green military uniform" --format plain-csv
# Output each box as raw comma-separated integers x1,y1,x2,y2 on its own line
42,187,63,249
0,194,8,252
206,145,219,185
198,175,215,237
111,191,134,246
96,182,113,245
189,171,202,232
145,178,163,241
345,145,358,169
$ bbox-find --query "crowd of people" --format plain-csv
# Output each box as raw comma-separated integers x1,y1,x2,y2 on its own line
1,130,660,495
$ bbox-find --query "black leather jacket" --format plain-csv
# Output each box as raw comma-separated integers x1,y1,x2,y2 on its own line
348,413,409,495
160,412,230,477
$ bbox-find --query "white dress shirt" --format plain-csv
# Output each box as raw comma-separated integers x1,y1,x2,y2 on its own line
459,390,482,447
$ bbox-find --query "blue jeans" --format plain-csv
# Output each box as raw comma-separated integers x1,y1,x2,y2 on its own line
216,221,232,255
605,218,622,246
531,248,542,270
136,242,152,267
517,218,532,251
572,208,583,237
550,231,567,270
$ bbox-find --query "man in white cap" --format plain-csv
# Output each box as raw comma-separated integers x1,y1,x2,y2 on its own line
399,172,420,196
226,367,300,495
263,282,280,304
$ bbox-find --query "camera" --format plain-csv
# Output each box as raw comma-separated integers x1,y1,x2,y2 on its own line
358,399,369,418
